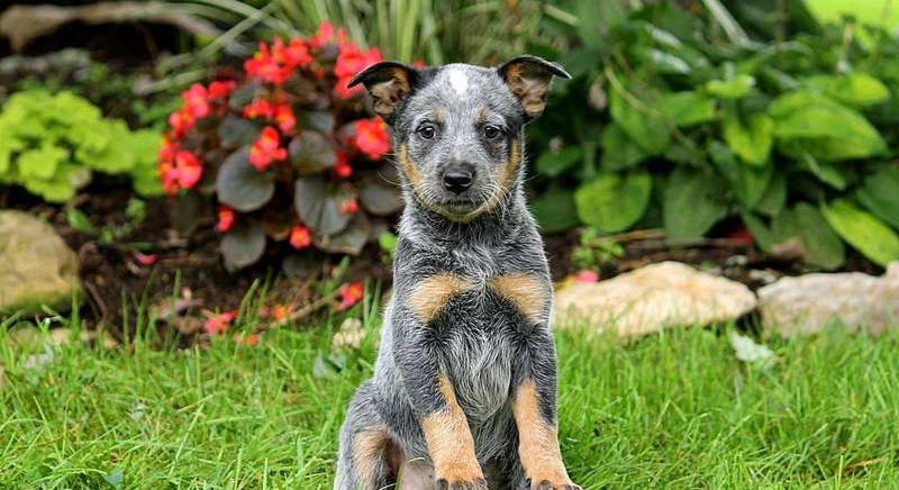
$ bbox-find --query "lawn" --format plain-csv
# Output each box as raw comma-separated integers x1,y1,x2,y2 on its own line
2,303,898,489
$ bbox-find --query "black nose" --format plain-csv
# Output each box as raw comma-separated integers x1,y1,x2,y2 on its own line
443,170,473,194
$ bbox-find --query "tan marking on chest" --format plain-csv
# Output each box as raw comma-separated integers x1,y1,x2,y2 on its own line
407,273,474,324
489,272,547,323
512,379,573,487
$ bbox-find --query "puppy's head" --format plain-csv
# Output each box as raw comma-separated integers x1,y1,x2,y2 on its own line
349,56,569,222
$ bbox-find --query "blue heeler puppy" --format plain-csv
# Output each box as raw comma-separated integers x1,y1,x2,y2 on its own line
335,56,577,490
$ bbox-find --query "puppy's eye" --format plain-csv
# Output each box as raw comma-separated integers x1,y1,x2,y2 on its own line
416,125,436,140
484,125,502,140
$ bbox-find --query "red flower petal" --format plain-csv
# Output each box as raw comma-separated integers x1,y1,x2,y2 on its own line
217,206,235,233
336,282,364,311
289,224,312,249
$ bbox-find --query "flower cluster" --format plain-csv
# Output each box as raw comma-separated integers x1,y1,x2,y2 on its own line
157,22,401,270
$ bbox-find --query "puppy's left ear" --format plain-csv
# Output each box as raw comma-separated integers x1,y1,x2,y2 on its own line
498,55,571,120
348,61,418,124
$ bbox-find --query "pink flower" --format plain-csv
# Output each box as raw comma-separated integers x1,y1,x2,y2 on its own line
353,117,390,160
334,43,382,99
208,80,236,102
167,108,195,139
234,333,260,346
133,252,158,266
182,83,210,119
574,270,600,283
309,22,335,49
205,310,237,335
336,282,364,311
340,197,358,215
249,126,287,171
243,99,276,119
160,150,203,194
289,224,312,249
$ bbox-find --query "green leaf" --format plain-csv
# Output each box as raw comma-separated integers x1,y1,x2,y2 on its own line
536,147,582,177
794,203,845,269
66,208,97,235
216,147,276,212
741,212,774,253
298,110,336,134
805,73,890,108
722,112,773,166
705,74,755,99
857,166,899,229
294,177,353,236
600,124,648,171
221,220,267,271
658,92,716,127
754,171,787,216
663,168,729,240
574,172,652,233
708,140,771,208
85,121,137,174
532,185,581,234
822,199,899,267
289,131,337,174
610,90,670,154
796,151,848,190
769,91,886,162
17,145,66,180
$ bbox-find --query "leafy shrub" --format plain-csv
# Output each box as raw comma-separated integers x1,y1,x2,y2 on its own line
0,90,163,202
530,2,899,268
158,23,399,271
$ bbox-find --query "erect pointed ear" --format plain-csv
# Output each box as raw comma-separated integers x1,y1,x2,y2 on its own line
348,61,418,124
497,55,571,120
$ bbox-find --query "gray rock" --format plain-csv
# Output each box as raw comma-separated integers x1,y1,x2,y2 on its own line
553,261,757,336
0,210,81,313
758,263,899,335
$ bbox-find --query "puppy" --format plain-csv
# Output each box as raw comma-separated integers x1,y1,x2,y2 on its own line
335,56,577,490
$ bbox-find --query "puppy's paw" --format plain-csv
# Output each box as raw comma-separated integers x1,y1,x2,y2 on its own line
436,476,488,490
526,478,581,490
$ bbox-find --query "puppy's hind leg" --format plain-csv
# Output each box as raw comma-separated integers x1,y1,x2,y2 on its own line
335,382,396,490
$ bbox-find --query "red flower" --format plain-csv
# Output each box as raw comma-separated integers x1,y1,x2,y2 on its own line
158,137,179,162
333,150,352,178
160,150,203,194
243,99,276,119
340,197,359,215
182,83,210,119
208,80,236,101
245,42,292,85
249,126,287,171
217,206,235,232
274,103,296,133
334,43,382,99
280,38,313,68
289,224,312,249
309,22,335,49
205,310,237,335
167,108,195,139
336,282,364,311
353,117,390,160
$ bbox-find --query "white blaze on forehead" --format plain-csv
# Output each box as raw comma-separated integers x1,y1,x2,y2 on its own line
447,69,469,94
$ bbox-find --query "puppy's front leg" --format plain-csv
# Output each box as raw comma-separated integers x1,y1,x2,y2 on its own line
511,332,579,490
393,308,485,489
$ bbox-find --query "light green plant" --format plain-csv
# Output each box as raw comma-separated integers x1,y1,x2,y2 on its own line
0,90,163,203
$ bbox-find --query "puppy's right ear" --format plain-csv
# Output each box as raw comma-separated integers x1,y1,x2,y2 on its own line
348,62,418,124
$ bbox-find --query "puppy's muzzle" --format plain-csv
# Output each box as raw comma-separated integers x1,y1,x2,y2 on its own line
443,166,475,194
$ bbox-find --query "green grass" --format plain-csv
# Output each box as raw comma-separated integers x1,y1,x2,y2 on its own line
2,309,898,489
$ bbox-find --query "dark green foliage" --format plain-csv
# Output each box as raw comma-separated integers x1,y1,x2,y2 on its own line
529,2,899,268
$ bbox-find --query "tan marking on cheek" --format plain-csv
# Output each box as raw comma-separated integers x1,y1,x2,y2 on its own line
407,273,474,324
421,376,484,483
489,271,547,323
352,426,389,489
512,379,573,486
397,144,425,195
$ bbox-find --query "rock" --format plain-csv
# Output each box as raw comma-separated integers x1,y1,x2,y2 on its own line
758,264,899,336
0,210,81,314
553,261,757,336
